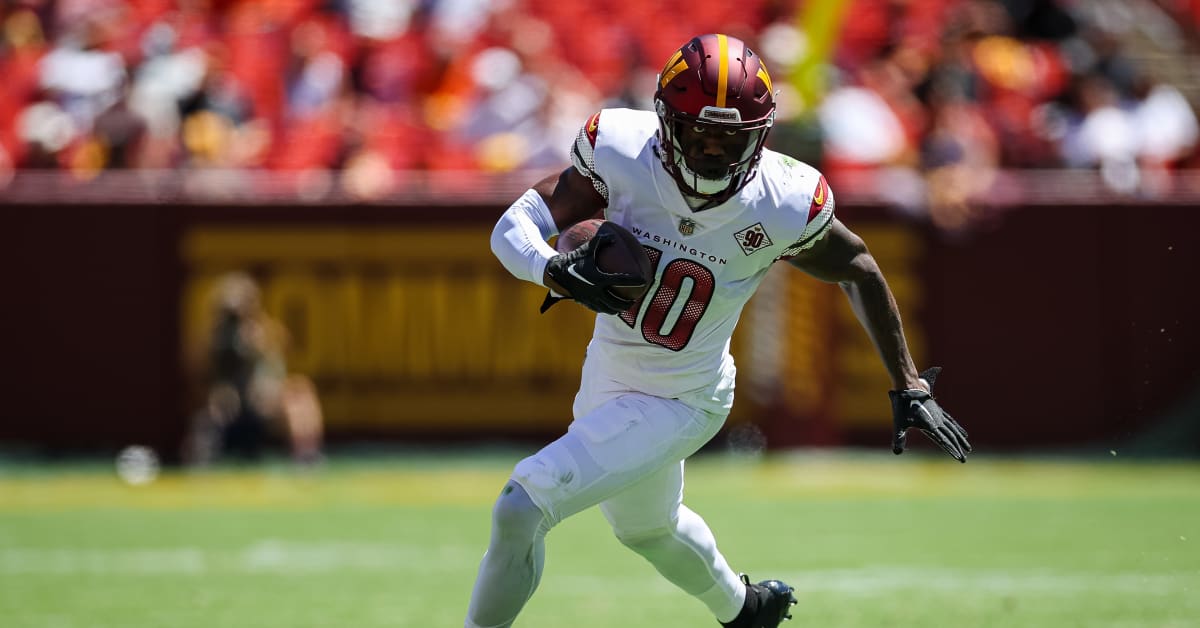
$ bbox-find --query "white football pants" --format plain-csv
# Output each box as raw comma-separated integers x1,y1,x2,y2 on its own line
465,388,746,627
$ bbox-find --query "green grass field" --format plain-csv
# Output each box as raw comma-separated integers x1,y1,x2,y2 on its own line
1,450,1198,627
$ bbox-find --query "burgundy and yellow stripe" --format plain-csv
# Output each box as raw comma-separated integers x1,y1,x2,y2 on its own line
659,50,688,89
714,34,729,107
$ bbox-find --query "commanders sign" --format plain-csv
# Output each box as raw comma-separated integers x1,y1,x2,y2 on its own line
180,227,597,433
180,224,922,436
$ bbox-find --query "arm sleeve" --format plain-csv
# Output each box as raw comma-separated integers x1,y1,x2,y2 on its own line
491,188,560,287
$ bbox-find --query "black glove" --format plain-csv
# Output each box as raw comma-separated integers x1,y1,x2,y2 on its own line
889,367,972,463
541,224,646,315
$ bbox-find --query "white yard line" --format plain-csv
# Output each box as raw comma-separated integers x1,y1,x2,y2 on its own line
1,545,1195,597
0,541,477,575
547,567,1198,596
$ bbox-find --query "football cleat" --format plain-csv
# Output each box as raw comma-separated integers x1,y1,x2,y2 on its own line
720,574,797,628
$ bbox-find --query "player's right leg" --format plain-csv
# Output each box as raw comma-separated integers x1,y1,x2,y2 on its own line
465,481,549,628
465,391,723,627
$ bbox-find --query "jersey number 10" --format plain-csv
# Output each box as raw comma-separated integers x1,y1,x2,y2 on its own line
618,246,716,352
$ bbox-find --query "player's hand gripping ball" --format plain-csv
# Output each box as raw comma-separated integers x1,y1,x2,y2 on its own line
542,220,652,314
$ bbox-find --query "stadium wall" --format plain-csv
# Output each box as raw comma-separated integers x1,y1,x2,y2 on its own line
1,194,1197,458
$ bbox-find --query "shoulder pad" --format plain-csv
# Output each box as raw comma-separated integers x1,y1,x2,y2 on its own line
780,174,835,257
571,111,609,202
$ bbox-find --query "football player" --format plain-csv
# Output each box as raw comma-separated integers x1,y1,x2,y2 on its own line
472,33,971,628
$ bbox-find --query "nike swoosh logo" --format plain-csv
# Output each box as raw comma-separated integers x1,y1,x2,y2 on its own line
566,265,595,286
813,179,826,206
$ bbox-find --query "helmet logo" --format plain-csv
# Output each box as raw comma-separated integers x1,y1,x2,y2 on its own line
757,66,773,94
659,50,689,89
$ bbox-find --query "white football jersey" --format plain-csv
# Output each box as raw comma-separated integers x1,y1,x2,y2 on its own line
570,108,835,413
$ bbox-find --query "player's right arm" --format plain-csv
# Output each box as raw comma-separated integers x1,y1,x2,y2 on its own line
536,167,608,235
489,166,606,295
491,111,610,304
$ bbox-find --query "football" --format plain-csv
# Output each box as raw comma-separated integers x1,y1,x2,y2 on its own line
554,218,605,253
556,219,653,302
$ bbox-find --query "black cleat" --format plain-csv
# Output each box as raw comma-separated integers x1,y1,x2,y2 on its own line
720,574,797,628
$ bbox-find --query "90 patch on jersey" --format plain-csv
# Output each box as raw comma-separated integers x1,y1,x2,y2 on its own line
733,222,774,255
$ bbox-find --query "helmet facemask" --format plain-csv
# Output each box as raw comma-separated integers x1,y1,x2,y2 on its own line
656,101,774,204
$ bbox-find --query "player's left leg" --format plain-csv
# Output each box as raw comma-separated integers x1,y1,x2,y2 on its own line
465,391,729,624
600,448,796,627
465,392,722,628
599,460,747,623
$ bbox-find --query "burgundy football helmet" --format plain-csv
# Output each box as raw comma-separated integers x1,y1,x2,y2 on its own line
655,34,777,207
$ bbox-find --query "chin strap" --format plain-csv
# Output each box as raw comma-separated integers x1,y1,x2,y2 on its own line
676,158,760,211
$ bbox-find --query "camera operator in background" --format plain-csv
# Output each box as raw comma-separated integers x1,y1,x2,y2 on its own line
183,272,324,466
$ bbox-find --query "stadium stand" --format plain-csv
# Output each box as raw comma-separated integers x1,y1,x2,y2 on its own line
1,0,1199,223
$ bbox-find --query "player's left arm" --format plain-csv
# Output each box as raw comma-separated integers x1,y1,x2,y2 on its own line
787,219,972,462
787,219,920,390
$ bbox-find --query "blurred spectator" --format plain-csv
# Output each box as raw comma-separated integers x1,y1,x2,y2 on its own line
76,79,148,175
178,41,267,167
1132,72,1198,172
0,8,49,167
921,58,1000,231
819,76,911,171
38,10,127,135
184,272,324,466
125,18,209,168
818,51,923,176
1061,73,1140,191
